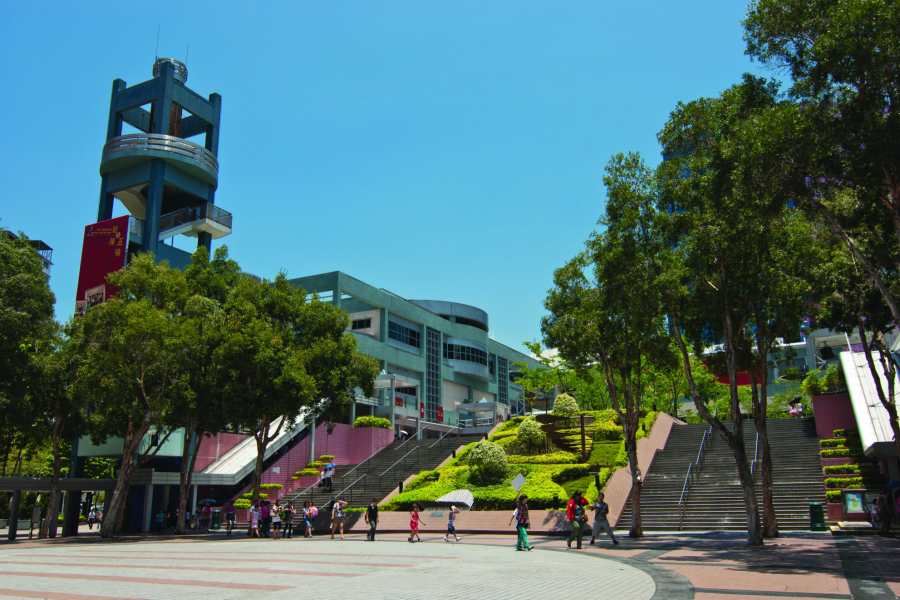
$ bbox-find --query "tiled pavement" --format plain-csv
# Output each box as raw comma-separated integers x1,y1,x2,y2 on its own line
0,529,897,599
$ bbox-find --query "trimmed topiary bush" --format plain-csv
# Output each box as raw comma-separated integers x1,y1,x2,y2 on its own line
825,490,842,503
820,448,850,458
468,441,508,483
296,468,320,477
260,484,283,490
825,477,863,489
516,417,545,450
318,455,335,462
833,429,858,438
820,439,845,448
553,393,579,417
234,499,251,509
823,464,860,475
242,492,268,499
354,416,391,429
308,461,325,468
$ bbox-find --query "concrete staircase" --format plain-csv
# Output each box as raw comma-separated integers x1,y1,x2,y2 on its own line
282,434,467,509
617,418,825,531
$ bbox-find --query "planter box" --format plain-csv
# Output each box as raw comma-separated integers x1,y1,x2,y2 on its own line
827,503,843,521
0,519,33,531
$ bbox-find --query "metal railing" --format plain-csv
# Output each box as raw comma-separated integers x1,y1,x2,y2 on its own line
678,463,693,530
429,424,461,449
327,474,367,506
159,203,232,233
129,216,145,239
750,432,760,477
393,426,425,454
102,133,219,174
678,420,715,530
381,445,419,478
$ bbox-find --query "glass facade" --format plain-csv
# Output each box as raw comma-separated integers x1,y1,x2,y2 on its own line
388,314,421,354
442,343,488,366
351,318,371,330
426,328,441,422
498,357,508,405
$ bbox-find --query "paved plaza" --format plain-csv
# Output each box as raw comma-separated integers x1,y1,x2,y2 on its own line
0,529,897,600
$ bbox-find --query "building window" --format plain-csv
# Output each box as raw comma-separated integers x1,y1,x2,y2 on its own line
442,343,488,366
498,357,508,405
396,386,417,396
489,356,495,379
388,314,421,353
351,318,371,330
426,328,441,422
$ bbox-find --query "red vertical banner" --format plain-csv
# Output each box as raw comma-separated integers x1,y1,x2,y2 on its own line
75,215,130,315
420,402,425,419
437,406,444,423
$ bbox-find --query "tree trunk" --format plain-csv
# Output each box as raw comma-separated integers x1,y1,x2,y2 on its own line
735,450,763,545
40,422,62,539
625,432,643,538
101,461,135,538
176,422,199,535
749,361,778,538
251,417,270,507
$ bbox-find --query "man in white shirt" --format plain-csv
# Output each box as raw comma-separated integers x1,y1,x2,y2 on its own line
589,493,619,545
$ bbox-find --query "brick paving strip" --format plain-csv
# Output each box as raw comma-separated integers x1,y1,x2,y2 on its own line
832,537,897,600
0,590,148,600
0,572,292,591
13,553,410,568
0,560,364,577
75,549,455,560
691,589,849,598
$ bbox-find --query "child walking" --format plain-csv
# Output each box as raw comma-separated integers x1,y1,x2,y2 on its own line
409,504,426,542
443,505,460,542
250,503,260,538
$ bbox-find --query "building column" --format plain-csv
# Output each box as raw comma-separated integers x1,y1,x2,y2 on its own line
191,484,198,516
142,485,153,533
98,175,115,222
61,490,82,537
350,401,356,425
309,419,316,462
6,490,21,541
416,395,421,439
143,159,165,256
390,378,396,435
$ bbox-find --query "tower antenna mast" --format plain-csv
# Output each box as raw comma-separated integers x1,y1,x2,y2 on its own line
154,25,160,60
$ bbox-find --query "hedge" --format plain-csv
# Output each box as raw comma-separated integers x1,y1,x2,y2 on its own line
353,416,391,429
295,468,319,477
833,429,859,439
234,499,251,509
260,484,283,490
308,461,325,468
825,477,863,489
488,429,519,440
318,455,335,462
242,492,268,499
507,451,579,464
819,439,845,448
820,448,850,458
825,490,842,503
823,464,860,475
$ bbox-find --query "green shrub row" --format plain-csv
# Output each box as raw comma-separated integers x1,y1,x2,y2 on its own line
233,499,251,509
259,483,283,490
507,451,579,464
825,477,863,489
819,439,845,448
825,490,842,503
353,416,391,429
318,455,335,462
295,468,319,477
241,492,268,499
820,448,850,458
823,464,860,475
308,461,325,468
832,429,859,439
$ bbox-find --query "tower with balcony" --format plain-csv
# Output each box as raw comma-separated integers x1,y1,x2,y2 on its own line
97,58,231,266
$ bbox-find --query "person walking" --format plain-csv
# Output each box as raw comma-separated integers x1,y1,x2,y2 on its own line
589,492,619,546
408,504,426,543
250,503,261,538
224,501,236,536
272,500,283,539
365,498,379,541
507,491,534,551
200,503,212,534
302,501,314,538
87,508,96,530
566,490,589,549
331,497,348,540
443,505,460,542
95,508,102,531
324,466,334,492
260,501,272,538
155,509,165,533
284,501,295,539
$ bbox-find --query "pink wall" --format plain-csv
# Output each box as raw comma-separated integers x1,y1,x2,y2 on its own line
194,432,250,473
811,393,857,439
234,423,393,500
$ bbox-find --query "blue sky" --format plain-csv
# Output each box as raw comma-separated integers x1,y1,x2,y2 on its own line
1,1,765,351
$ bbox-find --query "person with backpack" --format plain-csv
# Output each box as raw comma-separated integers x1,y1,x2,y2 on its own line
507,491,533,551
589,492,619,545
272,500,283,539
365,498,379,541
566,490,589,549
302,501,315,538
331,497,348,540
283,501,295,539
443,505,460,542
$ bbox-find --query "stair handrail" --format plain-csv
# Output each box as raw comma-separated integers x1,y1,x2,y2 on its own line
380,445,420,477
394,426,425,454
323,474,367,507
288,478,323,502
678,462,693,530
429,423,461,449
751,432,759,477
340,444,391,482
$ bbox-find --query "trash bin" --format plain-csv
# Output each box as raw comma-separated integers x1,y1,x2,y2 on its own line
211,510,222,530
809,502,826,531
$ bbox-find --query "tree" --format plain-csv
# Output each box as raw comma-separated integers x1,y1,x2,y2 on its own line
77,253,191,537
551,393,578,417
31,323,86,539
218,274,378,506
656,76,820,544
543,152,672,538
468,441,507,483
0,227,56,478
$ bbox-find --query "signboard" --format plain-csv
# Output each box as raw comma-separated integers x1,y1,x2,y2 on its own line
511,473,527,492
437,406,444,423
75,216,130,315
843,490,865,513
420,402,425,419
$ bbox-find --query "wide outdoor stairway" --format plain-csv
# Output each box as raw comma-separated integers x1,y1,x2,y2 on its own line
617,418,825,531
282,434,467,509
